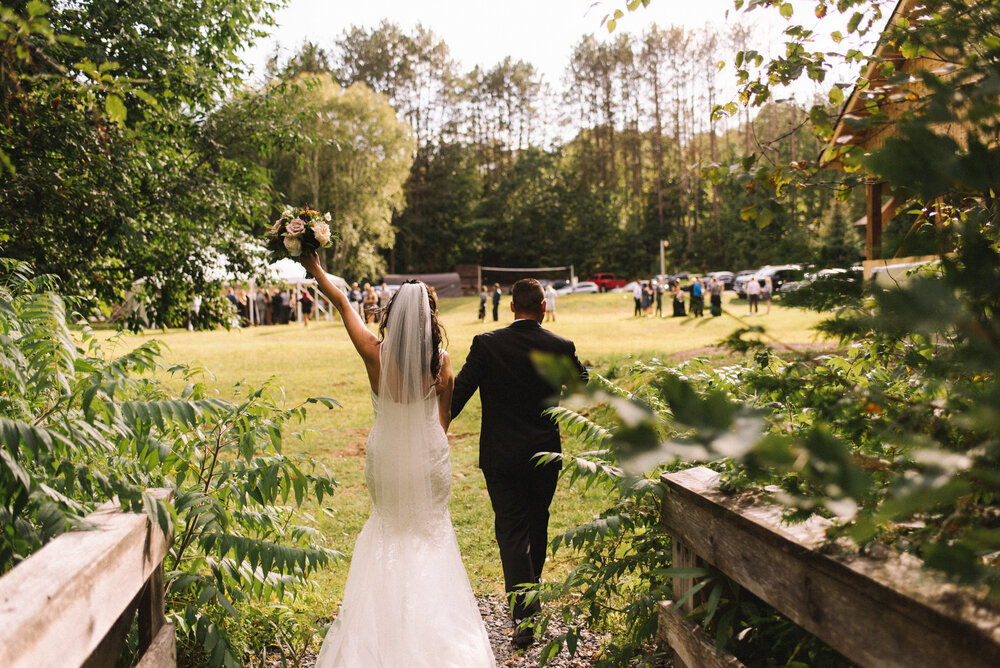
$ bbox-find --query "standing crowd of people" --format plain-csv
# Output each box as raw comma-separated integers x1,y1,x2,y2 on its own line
222,286,315,328
632,276,726,318
344,281,440,324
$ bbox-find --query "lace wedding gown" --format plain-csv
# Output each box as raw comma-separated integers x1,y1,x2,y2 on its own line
316,283,496,668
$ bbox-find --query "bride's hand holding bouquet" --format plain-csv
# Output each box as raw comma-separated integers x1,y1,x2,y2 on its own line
299,251,322,278
265,206,334,262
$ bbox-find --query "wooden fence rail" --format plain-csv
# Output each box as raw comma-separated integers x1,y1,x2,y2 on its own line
658,467,1000,668
0,489,175,668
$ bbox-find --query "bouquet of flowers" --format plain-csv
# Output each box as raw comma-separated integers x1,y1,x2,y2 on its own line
265,206,334,261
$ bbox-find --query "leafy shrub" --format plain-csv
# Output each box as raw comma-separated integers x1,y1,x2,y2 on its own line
528,216,1000,665
0,257,340,666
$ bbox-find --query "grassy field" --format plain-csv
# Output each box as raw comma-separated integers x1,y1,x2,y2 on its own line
107,292,829,621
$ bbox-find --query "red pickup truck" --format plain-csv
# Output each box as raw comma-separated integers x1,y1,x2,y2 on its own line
590,273,627,292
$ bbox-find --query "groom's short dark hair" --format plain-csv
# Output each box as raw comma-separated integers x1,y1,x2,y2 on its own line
512,279,544,316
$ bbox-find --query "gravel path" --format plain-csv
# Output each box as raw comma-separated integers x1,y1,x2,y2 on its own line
478,594,607,667
267,594,607,667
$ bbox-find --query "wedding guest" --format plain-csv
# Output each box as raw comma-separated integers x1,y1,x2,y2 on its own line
708,277,723,317
654,280,664,318
632,280,643,317
690,278,704,318
236,288,250,326
762,276,773,314
187,294,202,331
254,289,267,326
378,282,392,311
747,276,761,314
544,282,557,322
279,289,291,324
300,286,314,327
270,289,282,325
363,282,378,324
492,283,501,322
672,282,686,317
478,285,488,322
348,282,362,318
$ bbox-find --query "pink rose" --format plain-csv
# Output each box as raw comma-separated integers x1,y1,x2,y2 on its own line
285,217,306,237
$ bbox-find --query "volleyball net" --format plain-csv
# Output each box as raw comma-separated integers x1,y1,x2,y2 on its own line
477,265,576,288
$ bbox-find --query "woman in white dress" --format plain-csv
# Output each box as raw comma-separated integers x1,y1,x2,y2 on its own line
544,283,557,322
300,254,496,668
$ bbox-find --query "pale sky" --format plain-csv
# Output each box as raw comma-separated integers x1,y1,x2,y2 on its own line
243,0,771,87
241,0,880,120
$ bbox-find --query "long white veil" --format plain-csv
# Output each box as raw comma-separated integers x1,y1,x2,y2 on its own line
367,281,447,529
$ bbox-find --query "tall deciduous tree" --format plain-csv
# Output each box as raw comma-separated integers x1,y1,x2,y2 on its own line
269,77,415,280
0,0,293,327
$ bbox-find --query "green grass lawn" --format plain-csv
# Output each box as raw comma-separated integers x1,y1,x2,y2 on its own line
106,292,829,621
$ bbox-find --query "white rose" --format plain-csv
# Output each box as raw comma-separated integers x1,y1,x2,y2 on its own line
283,236,302,256
324,212,332,222
312,221,332,246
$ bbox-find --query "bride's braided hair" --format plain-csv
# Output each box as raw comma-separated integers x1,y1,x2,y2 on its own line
378,280,447,380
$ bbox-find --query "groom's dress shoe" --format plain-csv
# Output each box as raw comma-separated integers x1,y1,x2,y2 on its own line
511,626,535,650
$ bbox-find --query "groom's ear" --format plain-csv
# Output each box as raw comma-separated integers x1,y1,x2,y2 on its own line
509,301,515,314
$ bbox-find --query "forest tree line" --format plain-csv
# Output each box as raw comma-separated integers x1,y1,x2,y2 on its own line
270,20,865,281
0,1,864,328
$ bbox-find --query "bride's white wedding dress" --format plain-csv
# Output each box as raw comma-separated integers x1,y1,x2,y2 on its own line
316,283,496,668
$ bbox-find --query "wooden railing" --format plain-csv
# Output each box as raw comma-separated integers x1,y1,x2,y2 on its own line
658,467,1000,668
0,489,175,668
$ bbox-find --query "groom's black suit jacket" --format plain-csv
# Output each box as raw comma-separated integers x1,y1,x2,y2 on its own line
451,319,588,473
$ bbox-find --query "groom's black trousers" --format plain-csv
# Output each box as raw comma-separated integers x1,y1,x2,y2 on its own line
483,460,560,621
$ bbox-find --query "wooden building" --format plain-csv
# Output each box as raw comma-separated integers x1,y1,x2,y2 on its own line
822,0,967,278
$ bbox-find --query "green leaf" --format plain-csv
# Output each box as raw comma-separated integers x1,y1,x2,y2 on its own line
26,1,48,18
756,206,774,229
847,11,863,33
105,94,126,125
780,3,793,18
538,640,560,664
675,578,711,609
828,86,844,106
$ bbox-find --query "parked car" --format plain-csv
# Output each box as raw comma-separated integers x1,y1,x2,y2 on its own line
590,272,627,292
667,271,690,285
704,271,735,290
555,280,600,295
780,267,862,297
613,280,640,294
756,265,806,293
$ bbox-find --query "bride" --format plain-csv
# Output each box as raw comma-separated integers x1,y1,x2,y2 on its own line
301,254,496,667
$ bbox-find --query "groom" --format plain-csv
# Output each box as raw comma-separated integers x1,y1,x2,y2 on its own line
451,278,588,648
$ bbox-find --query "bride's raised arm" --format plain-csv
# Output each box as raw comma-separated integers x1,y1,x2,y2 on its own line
300,254,380,386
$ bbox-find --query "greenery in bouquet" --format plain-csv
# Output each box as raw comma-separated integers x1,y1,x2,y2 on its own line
265,207,334,261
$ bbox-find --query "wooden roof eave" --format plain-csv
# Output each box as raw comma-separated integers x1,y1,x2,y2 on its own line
821,0,918,170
